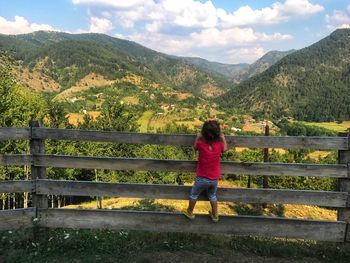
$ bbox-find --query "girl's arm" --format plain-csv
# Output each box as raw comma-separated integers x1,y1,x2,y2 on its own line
220,133,228,151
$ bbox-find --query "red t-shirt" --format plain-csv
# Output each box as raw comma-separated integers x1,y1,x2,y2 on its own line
195,139,224,180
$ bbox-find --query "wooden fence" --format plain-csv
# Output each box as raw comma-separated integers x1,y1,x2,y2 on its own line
0,122,350,242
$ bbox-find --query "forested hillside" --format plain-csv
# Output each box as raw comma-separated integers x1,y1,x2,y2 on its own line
217,29,350,121
182,56,249,80
0,31,232,96
237,50,295,81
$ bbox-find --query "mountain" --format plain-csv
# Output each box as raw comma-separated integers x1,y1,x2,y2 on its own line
237,50,296,81
183,51,294,83
0,31,233,97
182,56,249,80
217,29,350,122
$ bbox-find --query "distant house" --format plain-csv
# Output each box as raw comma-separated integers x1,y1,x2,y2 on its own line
231,127,241,132
161,104,170,111
70,97,78,103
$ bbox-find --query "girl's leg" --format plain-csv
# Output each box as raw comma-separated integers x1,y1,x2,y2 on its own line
187,200,196,215
210,201,218,218
207,179,219,219
186,177,205,216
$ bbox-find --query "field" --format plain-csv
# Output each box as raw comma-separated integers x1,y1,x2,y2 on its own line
301,121,350,133
64,180,336,221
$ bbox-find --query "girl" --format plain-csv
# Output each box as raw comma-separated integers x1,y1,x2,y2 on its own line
183,120,227,222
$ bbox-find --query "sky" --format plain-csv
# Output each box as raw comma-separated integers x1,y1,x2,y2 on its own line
0,0,349,64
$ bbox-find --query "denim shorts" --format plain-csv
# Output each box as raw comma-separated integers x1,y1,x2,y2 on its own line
189,176,218,202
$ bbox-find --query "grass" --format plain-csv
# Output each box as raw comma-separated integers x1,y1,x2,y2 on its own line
137,110,154,132
1,228,350,262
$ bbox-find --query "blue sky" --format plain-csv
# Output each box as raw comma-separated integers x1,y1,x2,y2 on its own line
1,0,349,64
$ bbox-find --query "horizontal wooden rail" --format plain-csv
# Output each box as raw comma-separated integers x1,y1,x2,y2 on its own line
0,180,35,193
33,155,348,178
0,154,32,166
32,128,349,150
36,179,349,207
0,208,36,230
0,128,30,141
38,209,347,242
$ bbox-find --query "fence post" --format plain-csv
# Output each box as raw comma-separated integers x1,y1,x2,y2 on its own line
337,131,350,242
29,121,48,212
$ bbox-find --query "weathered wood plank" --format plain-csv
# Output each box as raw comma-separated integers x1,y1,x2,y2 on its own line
29,121,48,209
0,208,36,230
0,154,32,166
33,155,348,178
38,209,346,242
0,180,35,193
337,132,350,239
32,128,348,150
0,128,30,141
36,179,348,207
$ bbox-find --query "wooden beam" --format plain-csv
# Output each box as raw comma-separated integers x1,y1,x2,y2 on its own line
29,121,48,209
0,154,32,166
0,208,36,230
337,132,350,242
32,128,348,150
38,209,346,242
0,180,35,193
0,128,30,141
36,179,348,207
33,155,348,178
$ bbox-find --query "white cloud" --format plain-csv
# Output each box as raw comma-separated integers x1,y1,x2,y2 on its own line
127,27,292,63
228,47,266,64
161,0,218,28
276,0,324,16
89,16,113,33
189,28,292,47
219,0,324,27
325,5,350,30
72,0,152,9
73,0,324,30
72,0,315,63
0,16,56,34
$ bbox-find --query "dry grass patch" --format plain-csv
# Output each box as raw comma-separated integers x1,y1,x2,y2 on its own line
308,151,331,160
64,179,337,221
123,96,139,105
55,73,118,100
66,111,101,126
15,67,60,92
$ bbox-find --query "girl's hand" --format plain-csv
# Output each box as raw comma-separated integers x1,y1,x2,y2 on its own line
220,133,228,151
220,133,225,140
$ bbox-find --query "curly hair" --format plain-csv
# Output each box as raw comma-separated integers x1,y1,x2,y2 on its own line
201,120,221,143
